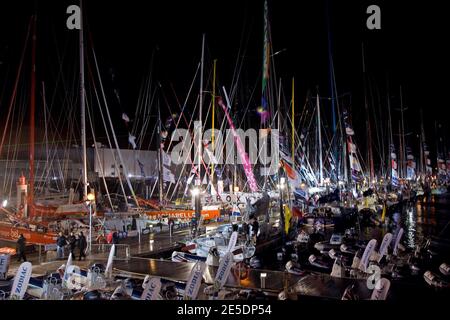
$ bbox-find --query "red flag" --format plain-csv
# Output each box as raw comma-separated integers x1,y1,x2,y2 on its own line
281,160,297,180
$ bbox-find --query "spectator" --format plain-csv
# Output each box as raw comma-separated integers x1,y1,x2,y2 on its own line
16,234,27,262
78,232,87,261
56,232,67,260
68,232,77,258
112,230,119,245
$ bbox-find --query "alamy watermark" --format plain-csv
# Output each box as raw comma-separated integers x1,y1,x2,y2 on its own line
170,121,280,176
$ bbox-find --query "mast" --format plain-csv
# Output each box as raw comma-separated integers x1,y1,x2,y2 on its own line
386,79,393,180
197,34,205,186
399,87,407,179
398,121,403,179
419,109,425,175
29,15,37,216
362,43,374,183
317,93,323,185
291,78,295,164
157,100,164,203
327,2,337,181
80,0,88,200
210,59,216,184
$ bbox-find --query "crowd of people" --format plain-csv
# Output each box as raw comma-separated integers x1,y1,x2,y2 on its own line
56,231,87,261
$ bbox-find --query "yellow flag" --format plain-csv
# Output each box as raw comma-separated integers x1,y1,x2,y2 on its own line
284,205,292,234
381,204,386,223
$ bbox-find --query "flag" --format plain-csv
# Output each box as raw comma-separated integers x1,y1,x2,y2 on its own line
122,113,130,122
345,127,355,136
128,134,137,149
284,205,292,234
163,167,175,184
381,204,386,223
281,159,297,180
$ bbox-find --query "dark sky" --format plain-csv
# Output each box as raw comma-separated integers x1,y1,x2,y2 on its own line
0,0,449,164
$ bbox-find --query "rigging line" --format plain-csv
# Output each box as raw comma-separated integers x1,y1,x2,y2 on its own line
164,63,200,152
0,16,32,158
229,8,251,100
137,85,157,149
91,46,140,207
86,94,114,211
133,49,155,136
87,51,128,205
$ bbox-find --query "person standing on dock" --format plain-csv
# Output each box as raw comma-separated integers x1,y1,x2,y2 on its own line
56,232,67,260
16,234,27,262
78,232,87,261
68,232,77,258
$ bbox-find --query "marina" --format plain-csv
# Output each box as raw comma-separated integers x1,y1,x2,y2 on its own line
0,0,449,306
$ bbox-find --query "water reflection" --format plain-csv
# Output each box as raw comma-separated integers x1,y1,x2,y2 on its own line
400,195,448,249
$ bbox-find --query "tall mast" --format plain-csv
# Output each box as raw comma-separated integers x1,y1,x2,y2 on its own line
291,78,295,164
80,0,88,200
197,34,205,186
362,43,374,183
326,2,337,181
210,59,216,184
29,15,37,215
419,109,425,175
398,121,403,179
157,100,164,203
386,79,393,179
317,93,323,185
399,86,406,179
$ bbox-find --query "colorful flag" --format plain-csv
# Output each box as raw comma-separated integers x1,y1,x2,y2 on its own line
284,205,292,234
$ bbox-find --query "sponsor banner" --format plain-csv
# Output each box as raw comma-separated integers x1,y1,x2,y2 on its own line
378,233,393,262
359,239,377,272
141,277,161,300
214,252,234,291
10,262,32,300
393,228,404,256
0,254,11,279
184,261,206,300
105,245,116,278
371,278,391,300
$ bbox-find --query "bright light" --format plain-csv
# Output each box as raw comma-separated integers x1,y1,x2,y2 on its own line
191,188,200,197
280,177,286,184
260,273,267,278
87,193,95,201
1,200,7,207
234,186,240,192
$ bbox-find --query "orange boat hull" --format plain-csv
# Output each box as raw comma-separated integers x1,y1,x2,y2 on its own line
0,224,58,244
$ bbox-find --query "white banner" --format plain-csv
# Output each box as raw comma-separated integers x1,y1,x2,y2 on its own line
393,228,404,256
227,232,238,253
0,254,10,279
214,252,234,291
359,239,377,272
105,244,116,278
370,278,391,300
63,253,73,286
378,233,393,262
10,262,32,300
141,277,161,300
184,261,206,300
163,167,176,183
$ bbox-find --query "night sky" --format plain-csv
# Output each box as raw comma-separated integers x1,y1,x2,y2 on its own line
0,1,449,167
